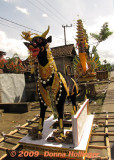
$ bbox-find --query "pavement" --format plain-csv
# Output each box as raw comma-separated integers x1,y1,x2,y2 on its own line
102,71,114,113
97,71,114,159
88,71,114,159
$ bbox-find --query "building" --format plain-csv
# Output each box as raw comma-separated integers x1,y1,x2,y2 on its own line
0,51,6,59
51,44,77,76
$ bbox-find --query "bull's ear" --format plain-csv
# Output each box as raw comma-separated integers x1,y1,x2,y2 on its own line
46,36,52,43
23,42,30,48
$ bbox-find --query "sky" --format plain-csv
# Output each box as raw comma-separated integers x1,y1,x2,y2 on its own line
0,0,114,64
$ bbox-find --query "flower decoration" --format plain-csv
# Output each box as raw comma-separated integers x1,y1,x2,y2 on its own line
0,53,25,73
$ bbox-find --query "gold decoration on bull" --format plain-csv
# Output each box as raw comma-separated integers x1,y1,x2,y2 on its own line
28,52,35,74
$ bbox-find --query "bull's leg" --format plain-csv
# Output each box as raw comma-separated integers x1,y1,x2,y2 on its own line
71,86,77,115
38,103,47,139
56,86,67,137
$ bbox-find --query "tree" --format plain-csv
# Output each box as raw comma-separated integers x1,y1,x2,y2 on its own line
90,22,113,70
91,46,101,69
102,60,112,71
90,22,113,47
103,59,107,65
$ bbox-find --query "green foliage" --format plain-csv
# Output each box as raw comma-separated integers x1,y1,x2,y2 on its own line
90,22,113,70
102,60,112,71
92,46,97,55
111,64,114,71
84,29,89,43
73,54,80,66
90,33,100,42
100,23,113,41
90,22,113,46
91,46,101,68
98,62,112,72
103,59,107,64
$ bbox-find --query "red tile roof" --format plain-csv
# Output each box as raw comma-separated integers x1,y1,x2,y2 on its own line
51,44,76,58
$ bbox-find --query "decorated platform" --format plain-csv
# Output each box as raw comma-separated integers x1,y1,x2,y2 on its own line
19,99,94,159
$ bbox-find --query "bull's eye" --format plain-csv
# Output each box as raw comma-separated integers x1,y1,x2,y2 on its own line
33,42,37,46
37,39,42,43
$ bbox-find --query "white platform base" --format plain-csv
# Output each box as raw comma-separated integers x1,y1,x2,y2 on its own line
19,114,94,151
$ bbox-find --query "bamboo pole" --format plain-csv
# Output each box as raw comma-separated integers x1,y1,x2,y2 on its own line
94,117,114,120
0,144,21,160
86,156,108,160
104,124,114,127
105,114,111,160
79,80,110,85
94,124,114,127
88,145,107,149
0,115,39,160
0,116,38,145
0,146,8,151
26,119,39,124
12,143,20,150
0,154,7,160
16,126,32,131
91,133,114,136
1,132,22,139
92,112,114,114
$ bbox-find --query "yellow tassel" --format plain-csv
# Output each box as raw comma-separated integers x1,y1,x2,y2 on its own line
39,118,42,125
38,118,43,130
85,95,87,99
38,131,42,135
60,133,64,137
71,109,74,115
60,118,63,129
31,67,35,74
74,106,76,113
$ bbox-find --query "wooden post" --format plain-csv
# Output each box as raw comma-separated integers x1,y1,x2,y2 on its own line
16,125,32,131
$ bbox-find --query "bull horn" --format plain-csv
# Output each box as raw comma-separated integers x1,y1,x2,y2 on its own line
41,26,50,38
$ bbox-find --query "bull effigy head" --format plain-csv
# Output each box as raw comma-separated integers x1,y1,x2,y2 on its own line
22,26,52,57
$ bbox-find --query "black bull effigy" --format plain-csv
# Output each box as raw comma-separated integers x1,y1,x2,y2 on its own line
22,26,78,139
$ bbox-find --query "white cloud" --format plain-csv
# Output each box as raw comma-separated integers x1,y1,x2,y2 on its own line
0,30,28,60
16,6,30,15
50,36,64,48
1,0,114,64
50,26,76,48
97,34,114,64
3,0,16,3
42,14,48,18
